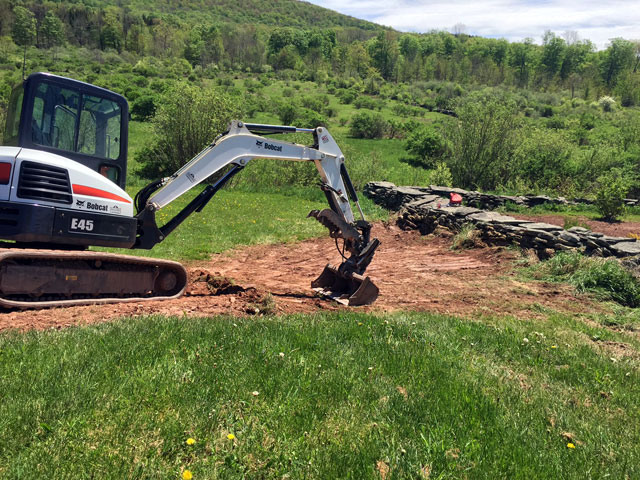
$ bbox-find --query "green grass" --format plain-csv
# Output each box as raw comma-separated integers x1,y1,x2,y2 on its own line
526,252,640,307
99,187,387,261
499,202,640,224
0,311,638,478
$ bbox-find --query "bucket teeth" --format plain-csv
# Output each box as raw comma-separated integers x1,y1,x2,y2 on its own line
311,263,379,306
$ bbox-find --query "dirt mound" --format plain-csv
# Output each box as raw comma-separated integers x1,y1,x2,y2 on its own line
0,223,595,332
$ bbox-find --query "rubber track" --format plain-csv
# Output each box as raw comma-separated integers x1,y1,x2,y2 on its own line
0,249,187,309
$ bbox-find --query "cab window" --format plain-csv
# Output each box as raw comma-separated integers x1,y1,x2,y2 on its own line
4,86,24,145
29,82,122,161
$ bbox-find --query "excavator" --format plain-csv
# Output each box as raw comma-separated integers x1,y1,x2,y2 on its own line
0,72,379,309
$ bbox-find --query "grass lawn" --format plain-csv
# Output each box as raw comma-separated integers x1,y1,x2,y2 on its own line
0,311,638,478
98,187,387,261
498,203,640,224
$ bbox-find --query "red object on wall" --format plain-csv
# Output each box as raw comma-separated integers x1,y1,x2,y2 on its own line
450,193,463,205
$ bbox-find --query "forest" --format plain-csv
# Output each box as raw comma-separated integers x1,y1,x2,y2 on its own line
0,0,639,215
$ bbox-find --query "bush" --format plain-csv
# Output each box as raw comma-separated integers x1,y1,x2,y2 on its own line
598,96,616,112
595,168,629,221
404,126,447,169
295,108,327,129
512,128,575,192
429,162,453,187
445,92,520,190
348,111,388,139
277,102,297,125
336,88,357,104
136,82,240,179
131,95,157,121
353,96,378,110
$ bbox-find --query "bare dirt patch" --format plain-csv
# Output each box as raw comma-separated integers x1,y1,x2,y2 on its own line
0,223,599,332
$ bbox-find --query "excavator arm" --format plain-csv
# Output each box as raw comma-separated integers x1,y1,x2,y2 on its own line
133,121,379,305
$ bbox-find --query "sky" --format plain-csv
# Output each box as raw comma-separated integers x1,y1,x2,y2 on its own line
307,0,640,50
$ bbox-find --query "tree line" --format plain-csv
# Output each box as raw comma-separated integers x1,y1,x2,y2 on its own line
1,0,639,103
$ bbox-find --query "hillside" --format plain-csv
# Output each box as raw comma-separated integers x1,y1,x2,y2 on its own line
120,0,382,30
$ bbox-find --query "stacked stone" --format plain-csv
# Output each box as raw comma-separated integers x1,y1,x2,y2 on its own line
367,183,640,210
364,181,640,259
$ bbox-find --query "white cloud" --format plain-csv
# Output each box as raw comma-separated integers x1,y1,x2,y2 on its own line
307,0,640,49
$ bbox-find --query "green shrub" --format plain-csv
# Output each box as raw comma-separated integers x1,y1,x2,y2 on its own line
131,95,157,121
295,108,327,129
336,88,357,104
353,96,378,110
136,82,240,178
300,94,327,113
595,168,629,221
445,92,520,190
277,102,297,125
404,126,446,169
598,96,616,112
545,116,566,129
429,162,453,187
513,128,575,192
348,111,388,139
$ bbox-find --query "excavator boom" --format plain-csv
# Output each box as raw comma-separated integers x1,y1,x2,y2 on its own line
134,121,380,306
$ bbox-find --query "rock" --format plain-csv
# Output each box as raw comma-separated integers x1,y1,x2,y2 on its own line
524,229,556,241
592,235,635,248
558,231,580,245
405,195,440,208
447,206,483,216
567,226,590,234
524,222,564,231
609,241,640,257
396,186,428,197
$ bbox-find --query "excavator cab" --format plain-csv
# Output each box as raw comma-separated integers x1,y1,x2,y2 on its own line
3,73,129,189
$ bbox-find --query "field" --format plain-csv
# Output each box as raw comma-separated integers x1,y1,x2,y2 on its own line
1,219,640,478
1,17,640,477
2,111,640,478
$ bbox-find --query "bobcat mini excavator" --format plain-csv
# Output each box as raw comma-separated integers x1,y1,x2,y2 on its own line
0,73,379,309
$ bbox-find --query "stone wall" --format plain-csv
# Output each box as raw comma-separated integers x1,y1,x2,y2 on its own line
363,181,640,211
364,181,640,259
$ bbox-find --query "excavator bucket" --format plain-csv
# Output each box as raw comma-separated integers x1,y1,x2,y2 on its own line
311,263,379,306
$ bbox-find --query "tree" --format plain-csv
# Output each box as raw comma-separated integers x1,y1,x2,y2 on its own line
100,7,123,52
368,31,399,81
40,11,65,51
11,6,36,78
540,30,566,82
595,168,629,221
136,83,240,178
601,38,635,87
508,38,536,88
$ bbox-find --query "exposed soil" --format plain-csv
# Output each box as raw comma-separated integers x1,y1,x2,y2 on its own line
510,213,640,238
0,223,600,332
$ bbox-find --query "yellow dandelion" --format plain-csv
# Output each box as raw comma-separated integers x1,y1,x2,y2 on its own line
227,433,235,440
358,322,363,326
567,443,575,449
552,345,557,349
186,438,196,446
182,469,193,480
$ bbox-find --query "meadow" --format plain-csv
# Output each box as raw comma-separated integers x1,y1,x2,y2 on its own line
1,4,640,477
